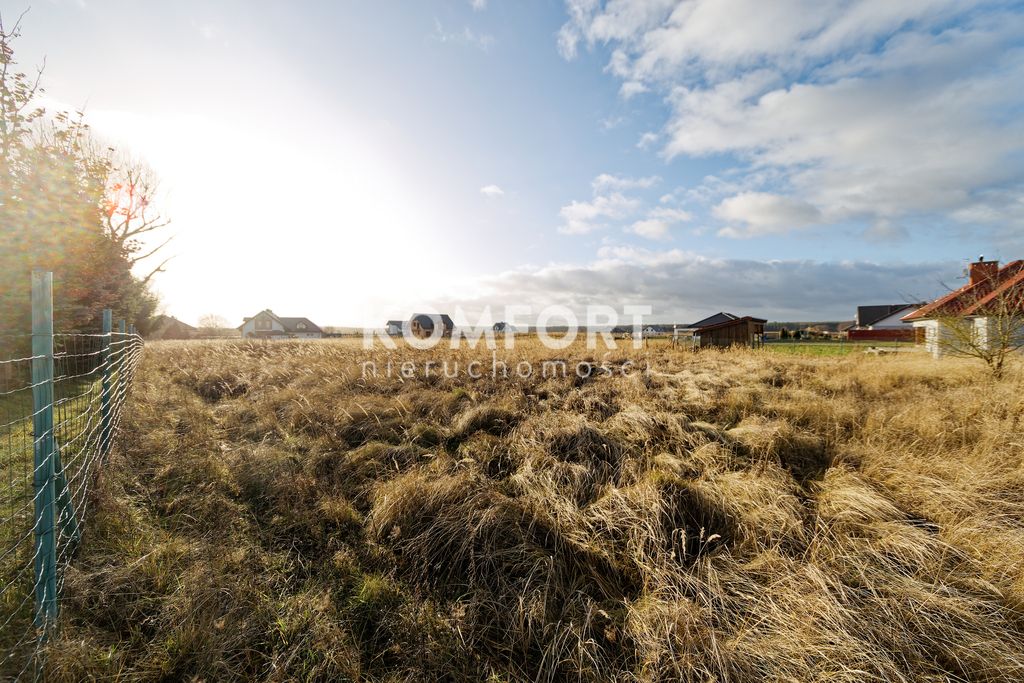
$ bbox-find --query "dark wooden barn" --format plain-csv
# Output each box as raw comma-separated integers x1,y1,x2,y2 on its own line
678,312,766,349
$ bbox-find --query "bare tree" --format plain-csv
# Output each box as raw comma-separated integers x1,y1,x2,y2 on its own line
198,314,228,331
931,274,1024,379
103,159,172,284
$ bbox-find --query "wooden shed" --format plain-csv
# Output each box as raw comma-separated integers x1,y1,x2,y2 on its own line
677,312,766,349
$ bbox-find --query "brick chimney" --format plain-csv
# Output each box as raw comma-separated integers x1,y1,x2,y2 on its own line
968,256,999,286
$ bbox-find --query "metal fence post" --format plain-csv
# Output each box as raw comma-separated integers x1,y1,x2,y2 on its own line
31,271,58,629
114,320,126,424
100,309,113,458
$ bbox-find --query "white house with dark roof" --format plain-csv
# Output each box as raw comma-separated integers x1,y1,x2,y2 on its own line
855,304,921,329
238,309,323,339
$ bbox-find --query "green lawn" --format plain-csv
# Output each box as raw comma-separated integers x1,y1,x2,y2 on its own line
0,384,39,675
764,340,915,356
0,374,108,675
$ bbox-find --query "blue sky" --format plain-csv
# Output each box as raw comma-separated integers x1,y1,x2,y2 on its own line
10,0,1024,325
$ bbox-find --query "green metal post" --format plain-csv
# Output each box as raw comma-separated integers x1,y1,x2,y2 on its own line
100,309,113,458
31,271,58,628
52,441,80,546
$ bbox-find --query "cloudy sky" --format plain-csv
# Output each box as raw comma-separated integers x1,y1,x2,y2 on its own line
13,0,1024,325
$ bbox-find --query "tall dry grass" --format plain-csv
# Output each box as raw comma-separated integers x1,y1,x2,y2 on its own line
41,338,1024,682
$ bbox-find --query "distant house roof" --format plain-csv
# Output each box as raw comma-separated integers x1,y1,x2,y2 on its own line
239,309,322,333
385,320,403,328
680,312,767,333
150,314,196,332
856,304,918,327
860,306,925,329
148,315,197,340
410,313,454,330
903,260,1024,321
689,312,739,328
278,317,323,333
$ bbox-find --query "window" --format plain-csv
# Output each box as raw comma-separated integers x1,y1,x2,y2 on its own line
256,316,271,330
297,322,307,330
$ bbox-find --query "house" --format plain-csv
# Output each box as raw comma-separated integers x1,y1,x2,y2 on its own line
238,309,323,339
902,257,1024,359
146,315,197,340
409,313,454,338
847,304,922,342
385,320,404,336
676,312,767,349
493,322,520,334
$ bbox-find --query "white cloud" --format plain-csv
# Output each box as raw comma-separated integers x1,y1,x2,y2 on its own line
599,115,627,130
470,0,487,10
863,219,909,243
559,192,641,234
636,131,658,149
558,173,662,234
480,184,505,197
648,206,692,222
559,1,1024,241
628,205,692,240
714,192,822,238
629,218,671,240
560,173,682,235
566,0,970,82
438,250,955,321
619,80,649,99
433,19,495,51
591,173,660,192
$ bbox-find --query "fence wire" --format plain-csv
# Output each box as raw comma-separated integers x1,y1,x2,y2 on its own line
0,330,144,680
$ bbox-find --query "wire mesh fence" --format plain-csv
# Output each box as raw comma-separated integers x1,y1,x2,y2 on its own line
0,273,144,679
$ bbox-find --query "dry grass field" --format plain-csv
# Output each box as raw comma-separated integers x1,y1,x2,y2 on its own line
43,339,1024,682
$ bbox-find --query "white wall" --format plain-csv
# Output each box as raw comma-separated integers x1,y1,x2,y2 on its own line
913,320,943,358
867,309,916,329
914,316,1015,359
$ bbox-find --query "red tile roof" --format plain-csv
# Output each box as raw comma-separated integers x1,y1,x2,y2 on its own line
902,260,1024,321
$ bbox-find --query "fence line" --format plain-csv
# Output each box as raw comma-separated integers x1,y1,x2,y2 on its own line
1,272,144,680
